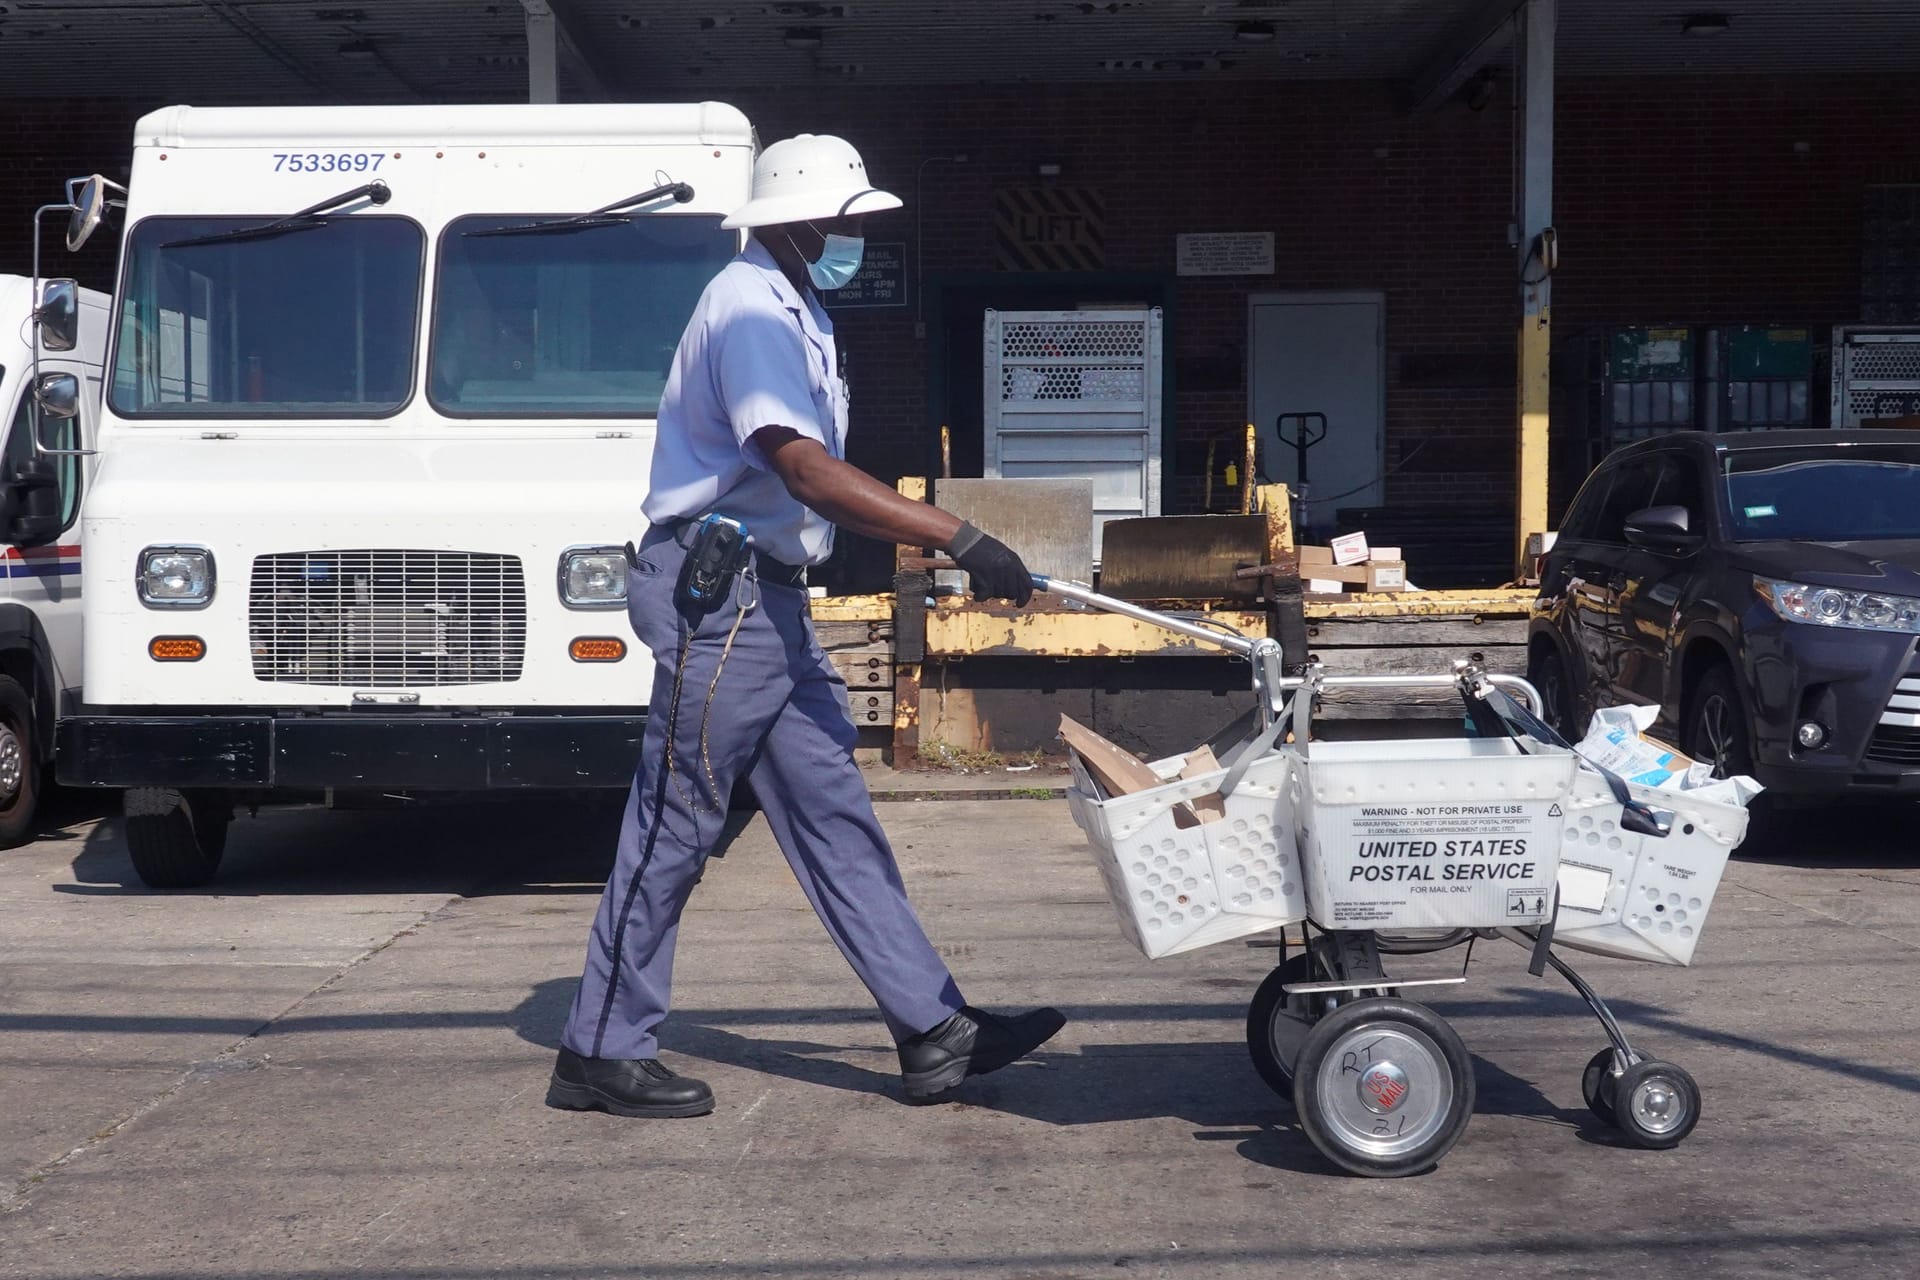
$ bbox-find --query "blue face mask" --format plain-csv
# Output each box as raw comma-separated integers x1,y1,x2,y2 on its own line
797,229,865,290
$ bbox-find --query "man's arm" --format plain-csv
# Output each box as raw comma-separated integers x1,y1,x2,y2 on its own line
754,426,961,549
753,426,1034,604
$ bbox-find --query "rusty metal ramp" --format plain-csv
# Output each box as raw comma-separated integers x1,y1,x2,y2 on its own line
1095,514,1271,602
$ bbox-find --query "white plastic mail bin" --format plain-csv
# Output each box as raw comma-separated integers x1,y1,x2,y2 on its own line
1066,748,1305,959
1549,765,1751,966
1292,737,1579,930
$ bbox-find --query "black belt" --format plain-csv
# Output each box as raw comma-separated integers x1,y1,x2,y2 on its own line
644,520,809,589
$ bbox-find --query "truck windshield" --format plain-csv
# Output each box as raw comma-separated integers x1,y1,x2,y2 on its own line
429,214,736,417
1724,444,1920,541
110,216,423,419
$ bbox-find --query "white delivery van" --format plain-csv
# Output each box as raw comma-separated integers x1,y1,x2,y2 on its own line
49,103,756,887
0,271,109,847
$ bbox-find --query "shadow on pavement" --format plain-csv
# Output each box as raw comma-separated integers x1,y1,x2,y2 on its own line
1734,799,1920,869
60,793,625,897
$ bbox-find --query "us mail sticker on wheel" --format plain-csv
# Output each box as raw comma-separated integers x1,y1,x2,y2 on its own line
1304,799,1566,930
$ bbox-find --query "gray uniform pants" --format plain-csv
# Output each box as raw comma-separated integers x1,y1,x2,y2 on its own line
562,529,965,1061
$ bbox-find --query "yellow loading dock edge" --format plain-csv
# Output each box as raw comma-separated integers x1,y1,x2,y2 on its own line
844,480,1533,763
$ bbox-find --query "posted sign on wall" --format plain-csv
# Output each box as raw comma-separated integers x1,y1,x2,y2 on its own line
1176,232,1275,277
822,241,907,309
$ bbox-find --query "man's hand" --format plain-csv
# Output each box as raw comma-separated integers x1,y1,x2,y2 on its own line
948,522,1034,606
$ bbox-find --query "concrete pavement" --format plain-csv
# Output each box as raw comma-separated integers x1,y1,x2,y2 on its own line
3,786,1920,1279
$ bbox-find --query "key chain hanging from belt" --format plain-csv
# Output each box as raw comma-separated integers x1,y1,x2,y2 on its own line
661,514,759,815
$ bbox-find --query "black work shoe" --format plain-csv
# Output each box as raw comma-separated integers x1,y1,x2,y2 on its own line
896,1005,1067,1102
545,1047,715,1118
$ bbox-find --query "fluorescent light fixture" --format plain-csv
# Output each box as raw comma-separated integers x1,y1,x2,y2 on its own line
1681,13,1732,36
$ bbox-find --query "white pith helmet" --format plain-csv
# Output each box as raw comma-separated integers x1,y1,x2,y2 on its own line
722,133,902,230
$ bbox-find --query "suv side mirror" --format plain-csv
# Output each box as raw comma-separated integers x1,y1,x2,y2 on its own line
1624,504,1699,551
35,279,79,353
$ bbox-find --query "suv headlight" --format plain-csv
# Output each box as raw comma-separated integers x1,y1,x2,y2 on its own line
559,547,628,609
139,547,215,609
1758,579,1920,634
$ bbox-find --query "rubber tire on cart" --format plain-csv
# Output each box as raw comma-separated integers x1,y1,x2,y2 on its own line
1247,953,1319,1096
1581,1048,1620,1126
1291,997,1475,1179
124,788,232,889
1609,1059,1701,1150
0,675,42,848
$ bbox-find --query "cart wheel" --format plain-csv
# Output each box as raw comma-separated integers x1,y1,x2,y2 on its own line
1247,954,1318,1096
1580,1048,1620,1126
1611,1059,1700,1150
1291,997,1475,1178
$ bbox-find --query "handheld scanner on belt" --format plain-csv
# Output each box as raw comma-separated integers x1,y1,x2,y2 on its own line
677,513,752,613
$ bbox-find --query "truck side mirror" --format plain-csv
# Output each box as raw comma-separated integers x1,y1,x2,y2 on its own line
35,279,79,353
67,175,114,252
33,372,80,423
6,457,63,547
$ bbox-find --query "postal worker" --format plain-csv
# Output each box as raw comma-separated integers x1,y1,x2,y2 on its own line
549,134,1064,1118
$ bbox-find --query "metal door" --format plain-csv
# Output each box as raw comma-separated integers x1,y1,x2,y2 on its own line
1247,292,1384,535
983,308,1163,556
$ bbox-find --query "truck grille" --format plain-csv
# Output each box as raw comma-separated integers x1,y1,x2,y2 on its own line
1866,671,1920,765
248,550,527,687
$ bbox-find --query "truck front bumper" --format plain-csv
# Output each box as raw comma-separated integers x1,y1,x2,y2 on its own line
56,711,647,791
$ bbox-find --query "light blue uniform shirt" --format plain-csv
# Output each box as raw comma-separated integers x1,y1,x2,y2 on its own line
642,238,849,567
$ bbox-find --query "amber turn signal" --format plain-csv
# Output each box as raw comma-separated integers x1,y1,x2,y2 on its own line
569,637,626,662
149,636,206,662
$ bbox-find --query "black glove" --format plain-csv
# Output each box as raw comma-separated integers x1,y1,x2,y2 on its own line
947,521,1034,606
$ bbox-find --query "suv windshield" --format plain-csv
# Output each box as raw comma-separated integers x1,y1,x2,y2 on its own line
430,214,736,417
1724,444,1920,541
111,216,423,418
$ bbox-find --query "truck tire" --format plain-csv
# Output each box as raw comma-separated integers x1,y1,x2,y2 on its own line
124,788,231,889
0,675,42,849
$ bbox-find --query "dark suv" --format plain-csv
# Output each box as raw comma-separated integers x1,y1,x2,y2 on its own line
1529,430,1920,798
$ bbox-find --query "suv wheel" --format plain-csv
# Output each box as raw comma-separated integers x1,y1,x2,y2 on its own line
1526,643,1581,739
1684,666,1754,780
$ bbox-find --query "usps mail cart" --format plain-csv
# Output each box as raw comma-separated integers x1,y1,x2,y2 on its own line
1042,576,1753,1179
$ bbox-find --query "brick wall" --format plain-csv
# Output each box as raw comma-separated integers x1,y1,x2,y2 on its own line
7,74,1916,582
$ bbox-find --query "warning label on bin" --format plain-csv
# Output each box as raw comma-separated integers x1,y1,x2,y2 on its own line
1310,800,1563,929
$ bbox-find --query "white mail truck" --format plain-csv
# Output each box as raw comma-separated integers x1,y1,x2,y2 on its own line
0,264,109,849
47,103,756,886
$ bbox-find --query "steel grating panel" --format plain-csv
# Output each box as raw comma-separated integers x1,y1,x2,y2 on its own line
248,549,528,688
999,316,1149,405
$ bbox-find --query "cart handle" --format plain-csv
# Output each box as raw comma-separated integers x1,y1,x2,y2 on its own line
1031,574,1546,714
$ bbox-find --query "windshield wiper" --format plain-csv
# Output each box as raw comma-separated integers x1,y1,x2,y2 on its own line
163,180,392,248
467,182,694,236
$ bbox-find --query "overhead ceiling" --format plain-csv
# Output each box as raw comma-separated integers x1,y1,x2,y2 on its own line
1,0,1917,101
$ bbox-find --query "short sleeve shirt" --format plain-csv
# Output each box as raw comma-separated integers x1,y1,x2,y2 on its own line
641,238,848,566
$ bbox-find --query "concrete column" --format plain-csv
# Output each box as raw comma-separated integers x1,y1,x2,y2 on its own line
1514,0,1555,564
523,1,558,104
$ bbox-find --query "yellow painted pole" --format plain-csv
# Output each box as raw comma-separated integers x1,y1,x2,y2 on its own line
1241,422,1257,515
1517,310,1551,564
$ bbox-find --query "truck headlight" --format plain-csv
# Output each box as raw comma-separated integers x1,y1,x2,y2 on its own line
1758,579,1920,635
139,547,215,609
559,547,628,609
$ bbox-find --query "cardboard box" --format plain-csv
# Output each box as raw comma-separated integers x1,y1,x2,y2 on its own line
1299,544,1334,567
1300,560,1407,591
1330,531,1370,566
1368,546,1401,563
